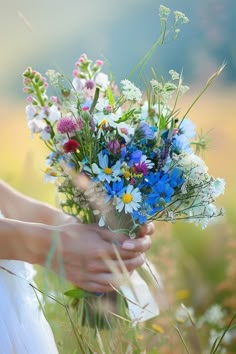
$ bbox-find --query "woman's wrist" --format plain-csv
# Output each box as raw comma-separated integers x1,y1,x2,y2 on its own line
22,222,57,266
0,218,54,265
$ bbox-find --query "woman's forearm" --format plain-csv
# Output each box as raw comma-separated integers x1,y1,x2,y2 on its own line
0,218,47,262
0,179,68,225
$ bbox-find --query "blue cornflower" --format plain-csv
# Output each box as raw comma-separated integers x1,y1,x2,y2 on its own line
169,168,185,188
58,154,75,168
128,149,142,166
120,146,127,162
146,181,174,206
142,171,169,188
172,135,193,154
132,210,147,224
104,179,124,201
139,121,155,140
81,98,92,110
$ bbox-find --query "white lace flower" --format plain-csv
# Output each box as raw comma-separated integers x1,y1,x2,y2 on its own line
169,69,180,81
159,5,171,20
174,11,189,24
46,69,62,87
212,178,225,198
120,79,142,102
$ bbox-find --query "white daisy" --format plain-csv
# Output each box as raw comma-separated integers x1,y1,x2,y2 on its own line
94,98,118,129
85,152,122,183
44,167,58,183
116,185,142,214
117,122,135,143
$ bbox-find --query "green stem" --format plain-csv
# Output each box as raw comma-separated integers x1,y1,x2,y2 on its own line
174,325,191,354
89,87,100,114
210,312,236,354
32,81,45,107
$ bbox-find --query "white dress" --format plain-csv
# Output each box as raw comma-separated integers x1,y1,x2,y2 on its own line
0,260,58,354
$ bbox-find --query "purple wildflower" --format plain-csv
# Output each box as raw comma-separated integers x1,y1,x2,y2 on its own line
85,80,95,90
57,117,77,134
76,117,84,130
132,161,149,175
107,139,121,154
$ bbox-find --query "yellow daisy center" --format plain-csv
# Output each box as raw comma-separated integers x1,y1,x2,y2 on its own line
151,324,165,334
123,170,131,179
99,119,108,128
122,193,133,204
104,167,112,175
45,168,57,177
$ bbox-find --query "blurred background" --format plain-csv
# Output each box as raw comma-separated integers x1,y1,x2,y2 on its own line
1,0,236,352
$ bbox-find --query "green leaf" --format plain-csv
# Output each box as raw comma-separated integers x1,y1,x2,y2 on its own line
107,87,115,107
64,288,93,299
116,109,136,123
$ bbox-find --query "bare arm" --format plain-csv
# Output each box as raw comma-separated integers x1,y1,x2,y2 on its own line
0,179,154,292
0,179,68,225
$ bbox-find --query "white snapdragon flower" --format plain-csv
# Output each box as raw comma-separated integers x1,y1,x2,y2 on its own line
120,79,142,102
72,77,86,92
28,118,47,135
46,105,61,123
26,104,37,120
26,103,61,124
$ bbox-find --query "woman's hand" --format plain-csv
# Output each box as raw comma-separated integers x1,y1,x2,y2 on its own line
29,222,154,293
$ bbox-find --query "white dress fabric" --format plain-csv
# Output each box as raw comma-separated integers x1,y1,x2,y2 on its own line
0,260,58,354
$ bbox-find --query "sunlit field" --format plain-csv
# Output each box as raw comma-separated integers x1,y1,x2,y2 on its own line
1,87,236,353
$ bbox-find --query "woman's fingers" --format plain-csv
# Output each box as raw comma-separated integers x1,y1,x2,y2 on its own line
138,222,155,237
121,235,151,252
74,281,115,293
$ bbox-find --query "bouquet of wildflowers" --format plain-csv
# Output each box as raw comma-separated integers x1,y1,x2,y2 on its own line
23,55,224,234
22,5,225,330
